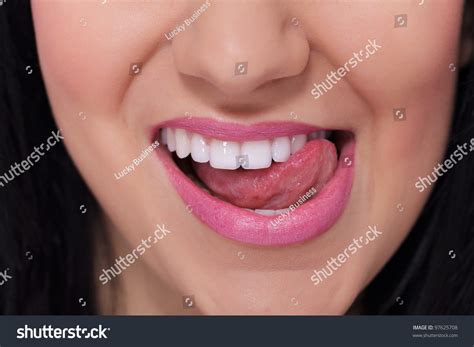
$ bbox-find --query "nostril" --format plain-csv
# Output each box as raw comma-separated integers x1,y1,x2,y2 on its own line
171,4,310,98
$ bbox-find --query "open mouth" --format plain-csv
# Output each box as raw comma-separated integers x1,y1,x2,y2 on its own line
153,117,355,246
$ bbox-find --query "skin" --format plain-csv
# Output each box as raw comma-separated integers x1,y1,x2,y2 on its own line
32,0,464,314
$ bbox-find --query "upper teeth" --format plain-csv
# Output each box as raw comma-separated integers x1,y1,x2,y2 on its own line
160,128,330,170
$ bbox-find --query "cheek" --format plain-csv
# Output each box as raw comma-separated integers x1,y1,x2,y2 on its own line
307,1,462,105
31,1,173,113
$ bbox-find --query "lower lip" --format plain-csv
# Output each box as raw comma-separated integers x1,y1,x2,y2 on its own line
155,141,355,246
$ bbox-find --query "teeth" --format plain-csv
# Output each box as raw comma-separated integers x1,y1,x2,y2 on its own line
210,140,240,170
241,140,272,169
254,208,290,216
290,135,307,154
308,130,331,140
271,137,291,163
275,208,291,215
161,127,331,169
161,129,168,145
254,209,275,216
191,133,210,163
175,129,191,158
254,209,274,216
166,128,176,152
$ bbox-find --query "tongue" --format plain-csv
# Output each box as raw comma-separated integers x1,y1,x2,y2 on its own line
192,139,338,209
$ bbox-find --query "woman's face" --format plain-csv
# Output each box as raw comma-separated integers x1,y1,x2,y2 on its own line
32,0,463,314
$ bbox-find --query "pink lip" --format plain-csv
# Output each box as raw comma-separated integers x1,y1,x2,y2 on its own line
153,118,355,246
152,117,323,141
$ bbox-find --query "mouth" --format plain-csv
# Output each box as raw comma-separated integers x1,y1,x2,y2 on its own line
153,117,355,246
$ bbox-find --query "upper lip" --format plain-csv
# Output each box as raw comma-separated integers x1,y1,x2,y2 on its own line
152,117,328,142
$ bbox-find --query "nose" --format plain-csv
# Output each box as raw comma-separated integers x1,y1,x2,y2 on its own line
172,1,310,97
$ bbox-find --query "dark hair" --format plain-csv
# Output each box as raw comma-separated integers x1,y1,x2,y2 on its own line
0,0,100,314
0,1,473,315
363,3,474,314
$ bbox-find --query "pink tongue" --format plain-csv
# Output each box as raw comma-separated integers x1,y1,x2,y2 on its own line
192,139,338,209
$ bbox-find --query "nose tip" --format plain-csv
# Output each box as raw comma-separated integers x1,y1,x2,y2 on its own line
172,3,310,97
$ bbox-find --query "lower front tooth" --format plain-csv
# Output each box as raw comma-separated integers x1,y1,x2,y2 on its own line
210,140,240,169
274,208,290,215
253,208,290,216
241,140,272,169
254,209,276,216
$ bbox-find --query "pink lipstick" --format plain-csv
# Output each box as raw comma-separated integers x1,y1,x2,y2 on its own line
153,117,355,246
